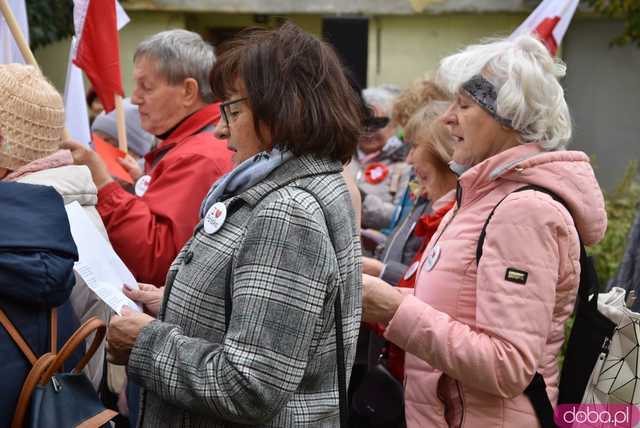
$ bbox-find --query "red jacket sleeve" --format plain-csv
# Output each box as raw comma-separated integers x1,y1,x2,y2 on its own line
97,153,227,287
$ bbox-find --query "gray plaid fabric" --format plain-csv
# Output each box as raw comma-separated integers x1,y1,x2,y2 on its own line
128,155,362,427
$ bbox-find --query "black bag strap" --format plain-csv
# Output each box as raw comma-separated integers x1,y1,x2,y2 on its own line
476,185,598,303
293,185,349,427
524,373,556,428
475,184,596,428
223,185,350,427
333,288,349,428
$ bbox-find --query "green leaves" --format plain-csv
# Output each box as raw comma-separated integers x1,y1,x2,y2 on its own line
26,0,74,50
589,160,640,286
586,0,640,47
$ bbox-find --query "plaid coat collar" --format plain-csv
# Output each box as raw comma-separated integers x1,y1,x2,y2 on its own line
233,154,344,208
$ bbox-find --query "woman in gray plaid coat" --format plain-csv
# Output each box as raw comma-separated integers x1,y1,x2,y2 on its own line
107,21,363,427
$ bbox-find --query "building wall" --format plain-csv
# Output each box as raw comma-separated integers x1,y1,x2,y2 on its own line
563,17,640,191
34,11,187,96
187,13,322,37
31,9,638,194
367,13,526,86
33,11,528,100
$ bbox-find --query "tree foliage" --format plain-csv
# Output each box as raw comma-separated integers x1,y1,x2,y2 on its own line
26,0,74,50
586,0,640,47
589,160,640,286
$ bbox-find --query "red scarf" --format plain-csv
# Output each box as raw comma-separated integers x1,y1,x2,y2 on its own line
381,199,455,381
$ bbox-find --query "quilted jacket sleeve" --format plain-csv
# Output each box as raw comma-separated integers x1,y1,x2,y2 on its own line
128,192,337,424
385,192,577,398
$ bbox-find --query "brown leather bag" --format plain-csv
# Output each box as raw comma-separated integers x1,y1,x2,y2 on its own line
0,307,117,428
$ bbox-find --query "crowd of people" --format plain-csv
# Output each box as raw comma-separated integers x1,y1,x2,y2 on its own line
0,19,607,428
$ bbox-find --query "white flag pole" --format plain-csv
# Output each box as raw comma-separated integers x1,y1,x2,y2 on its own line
115,94,128,153
114,1,129,153
0,0,71,140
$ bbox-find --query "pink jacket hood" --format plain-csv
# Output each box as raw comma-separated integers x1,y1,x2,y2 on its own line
457,142,607,245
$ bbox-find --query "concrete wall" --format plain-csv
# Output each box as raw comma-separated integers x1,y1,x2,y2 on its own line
32,9,638,194
187,13,322,37
124,0,537,15
367,13,526,86
563,17,640,191
33,11,321,97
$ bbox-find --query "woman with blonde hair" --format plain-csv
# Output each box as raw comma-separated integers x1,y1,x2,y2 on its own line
363,35,607,427
362,80,451,285
366,101,457,387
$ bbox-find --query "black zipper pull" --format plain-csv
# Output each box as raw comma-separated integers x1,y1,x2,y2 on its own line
591,336,611,385
455,181,462,207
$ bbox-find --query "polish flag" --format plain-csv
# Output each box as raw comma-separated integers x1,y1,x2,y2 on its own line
65,2,128,145
510,0,579,56
72,0,124,112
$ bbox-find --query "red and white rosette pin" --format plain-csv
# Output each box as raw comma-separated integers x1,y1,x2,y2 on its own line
204,202,227,234
364,162,389,185
134,175,152,197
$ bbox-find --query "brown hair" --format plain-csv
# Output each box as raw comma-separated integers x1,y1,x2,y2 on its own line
391,79,449,128
403,101,454,175
210,21,363,164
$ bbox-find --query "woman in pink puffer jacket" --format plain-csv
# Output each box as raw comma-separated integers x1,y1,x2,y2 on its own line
362,35,607,428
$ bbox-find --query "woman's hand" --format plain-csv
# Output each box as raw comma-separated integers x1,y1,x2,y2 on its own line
362,273,404,324
362,256,384,277
117,154,143,181
61,140,114,190
107,306,154,365
123,283,164,317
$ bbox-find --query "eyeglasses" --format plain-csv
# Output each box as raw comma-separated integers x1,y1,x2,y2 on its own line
220,97,248,125
363,116,390,133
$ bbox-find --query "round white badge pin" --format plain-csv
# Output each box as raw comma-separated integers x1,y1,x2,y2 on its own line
424,243,441,272
403,260,420,280
135,175,152,197
204,202,227,234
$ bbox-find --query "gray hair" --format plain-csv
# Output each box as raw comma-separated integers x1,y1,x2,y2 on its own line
362,86,398,117
436,35,571,151
134,29,215,103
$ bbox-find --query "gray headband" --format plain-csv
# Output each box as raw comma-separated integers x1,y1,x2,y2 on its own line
461,75,512,128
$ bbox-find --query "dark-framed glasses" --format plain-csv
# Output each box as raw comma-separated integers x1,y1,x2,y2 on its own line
363,116,390,133
220,97,248,125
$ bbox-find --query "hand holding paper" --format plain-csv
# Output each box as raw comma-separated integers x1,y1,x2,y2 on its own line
123,283,164,317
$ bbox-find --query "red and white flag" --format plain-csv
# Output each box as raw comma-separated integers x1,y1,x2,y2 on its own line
510,0,579,56
72,0,124,112
65,2,128,144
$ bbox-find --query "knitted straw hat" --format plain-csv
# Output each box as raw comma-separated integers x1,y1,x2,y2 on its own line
0,64,65,171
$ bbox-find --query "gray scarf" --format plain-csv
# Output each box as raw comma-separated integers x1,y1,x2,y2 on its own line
200,148,293,218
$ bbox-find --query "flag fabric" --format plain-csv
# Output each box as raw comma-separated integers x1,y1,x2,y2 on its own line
510,0,579,56
65,2,128,144
72,0,124,112
64,37,92,145
0,0,28,63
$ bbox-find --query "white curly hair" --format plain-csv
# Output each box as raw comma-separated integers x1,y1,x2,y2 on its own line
435,34,572,151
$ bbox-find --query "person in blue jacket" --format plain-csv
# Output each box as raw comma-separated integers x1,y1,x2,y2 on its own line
0,181,80,427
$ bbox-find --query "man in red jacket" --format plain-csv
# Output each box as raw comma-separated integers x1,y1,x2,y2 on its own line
64,30,233,287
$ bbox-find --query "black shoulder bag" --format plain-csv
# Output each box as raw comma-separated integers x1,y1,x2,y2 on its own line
477,184,615,428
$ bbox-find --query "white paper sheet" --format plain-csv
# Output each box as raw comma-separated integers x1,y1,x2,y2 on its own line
65,201,141,315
